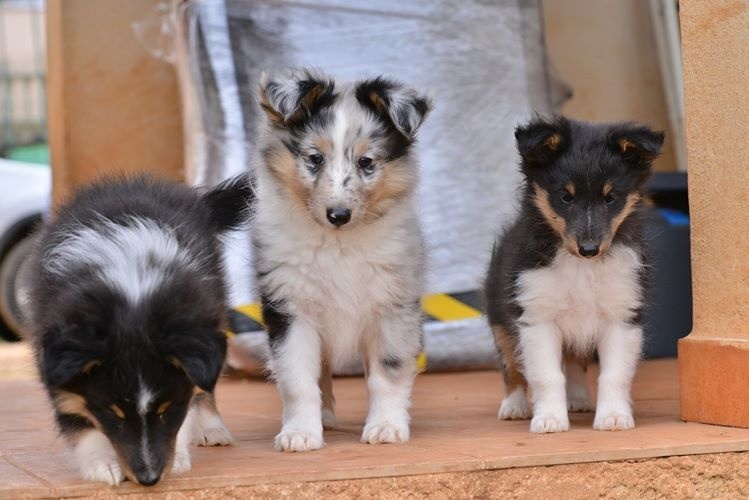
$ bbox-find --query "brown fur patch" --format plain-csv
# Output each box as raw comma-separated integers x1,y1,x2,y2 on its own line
603,182,614,196
364,159,417,223
109,404,125,419
565,182,575,196
532,184,578,254
354,139,372,160
312,136,332,156
601,192,641,253
492,326,526,394
54,390,97,425
157,401,172,415
369,91,389,115
618,138,634,154
264,145,312,209
544,133,562,150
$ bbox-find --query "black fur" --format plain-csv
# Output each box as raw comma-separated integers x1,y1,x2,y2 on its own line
26,174,250,485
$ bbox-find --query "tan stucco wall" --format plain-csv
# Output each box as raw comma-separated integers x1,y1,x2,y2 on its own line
680,0,749,340
46,0,184,204
542,0,677,172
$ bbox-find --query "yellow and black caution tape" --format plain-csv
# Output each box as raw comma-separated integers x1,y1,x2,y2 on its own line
226,291,484,372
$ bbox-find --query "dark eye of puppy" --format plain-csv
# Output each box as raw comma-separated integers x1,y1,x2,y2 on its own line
308,153,324,173
560,192,575,204
358,156,374,174
604,193,617,205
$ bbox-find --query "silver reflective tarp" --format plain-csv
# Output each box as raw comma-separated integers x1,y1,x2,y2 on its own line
166,0,560,373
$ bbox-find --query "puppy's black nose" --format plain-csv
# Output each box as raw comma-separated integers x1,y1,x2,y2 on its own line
137,473,160,487
578,241,600,257
135,468,162,487
326,207,351,227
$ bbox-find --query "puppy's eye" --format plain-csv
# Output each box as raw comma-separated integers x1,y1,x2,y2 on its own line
357,156,374,174
109,404,125,419
604,193,617,205
307,153,324,173
560,192,575,204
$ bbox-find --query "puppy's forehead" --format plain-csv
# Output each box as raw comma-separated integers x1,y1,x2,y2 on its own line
301,92,383,148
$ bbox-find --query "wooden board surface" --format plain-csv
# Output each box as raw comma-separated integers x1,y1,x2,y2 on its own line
2,359,749,498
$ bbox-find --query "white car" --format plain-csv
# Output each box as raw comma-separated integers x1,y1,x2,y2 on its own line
0,158,50,340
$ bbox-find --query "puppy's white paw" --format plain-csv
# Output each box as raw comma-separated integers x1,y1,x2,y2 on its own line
322,408,337,430
529,412,570,433
194,422,234,447
593,411,635,431
361,420,410,444
567,396,594,413
74,431,124,485
171,449,192,474
498,390,531,420
79,457,124,486
274,429,324,452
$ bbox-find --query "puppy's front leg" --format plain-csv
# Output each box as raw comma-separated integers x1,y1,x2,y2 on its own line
518,322,569,433
361,313,420,445
593,323,642,431
271,317,324,452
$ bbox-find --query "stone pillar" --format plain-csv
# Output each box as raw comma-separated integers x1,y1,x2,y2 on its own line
678,1,749,427
46,0,184,204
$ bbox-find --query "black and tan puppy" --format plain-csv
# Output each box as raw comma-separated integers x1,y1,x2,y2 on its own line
26,175,251,485
485,116,663,433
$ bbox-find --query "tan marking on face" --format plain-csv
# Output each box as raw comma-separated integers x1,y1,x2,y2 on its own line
532,184,578,254
54,390,98,425
157,401,172,416
312,136,332,156
600,192,641,254
193,386,206,396
603,182,614,197
544,133,561,150
492,325,526,393
363,159,418,223
109,404,125,419
565,182,575,196
354,139,371,160
264,146,312,208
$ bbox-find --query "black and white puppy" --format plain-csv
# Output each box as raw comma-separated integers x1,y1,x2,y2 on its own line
26,175,252,485
485,116,664,433
253,68,431,451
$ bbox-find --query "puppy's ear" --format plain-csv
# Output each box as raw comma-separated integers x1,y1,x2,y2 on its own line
167,332,227,392
42,327,103,387
356,77,432,139
608,124,665,165
200,174,254,232
258,68,336,128
515,116,569,168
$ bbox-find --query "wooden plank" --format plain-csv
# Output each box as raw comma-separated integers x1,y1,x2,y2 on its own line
2,359,749,498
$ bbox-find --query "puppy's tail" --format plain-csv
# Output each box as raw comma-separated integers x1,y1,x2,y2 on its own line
201,173,255,232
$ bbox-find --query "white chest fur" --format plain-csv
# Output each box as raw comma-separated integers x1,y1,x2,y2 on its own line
252,190,424,364
515,245,643,353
